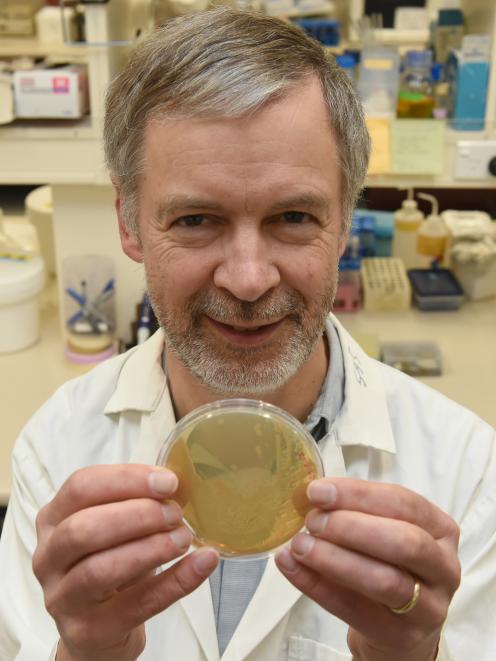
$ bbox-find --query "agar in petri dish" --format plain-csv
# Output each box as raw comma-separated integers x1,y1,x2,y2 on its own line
157,399,324,559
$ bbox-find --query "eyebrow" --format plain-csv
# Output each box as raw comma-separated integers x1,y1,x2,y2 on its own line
155,192,331,219
156,196,225,219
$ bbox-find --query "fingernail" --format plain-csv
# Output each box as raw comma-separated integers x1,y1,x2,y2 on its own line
291,533,315,557
193,548,219,574
169,526,192,551
307,480,337,507
161,503,179,527
306,511,328,535
276,548,300,574
149,469,178,495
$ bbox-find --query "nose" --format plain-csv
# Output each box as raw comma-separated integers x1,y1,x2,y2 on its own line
213,229,280,302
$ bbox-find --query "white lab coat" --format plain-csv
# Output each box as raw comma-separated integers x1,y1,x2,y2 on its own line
0,315,495,661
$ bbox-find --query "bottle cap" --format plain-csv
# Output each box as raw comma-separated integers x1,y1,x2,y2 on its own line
438,9,464,27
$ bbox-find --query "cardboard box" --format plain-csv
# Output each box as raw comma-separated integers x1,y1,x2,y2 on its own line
13,65,89,119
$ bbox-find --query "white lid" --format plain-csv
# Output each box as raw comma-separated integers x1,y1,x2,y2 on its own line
441,210,492,239
0,256,45,304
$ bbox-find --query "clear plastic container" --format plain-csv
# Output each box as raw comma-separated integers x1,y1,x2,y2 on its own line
397,50,434,119
358,45,400,118
61,255,115,358
156,399,324,560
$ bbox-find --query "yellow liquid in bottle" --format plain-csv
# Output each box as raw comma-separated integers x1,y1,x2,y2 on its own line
164,410,321,557
397,94,434,119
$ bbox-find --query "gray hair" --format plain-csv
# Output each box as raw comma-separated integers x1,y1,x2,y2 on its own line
104,7,370,235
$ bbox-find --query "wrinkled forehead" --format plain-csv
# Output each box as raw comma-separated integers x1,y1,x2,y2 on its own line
141,77,341,186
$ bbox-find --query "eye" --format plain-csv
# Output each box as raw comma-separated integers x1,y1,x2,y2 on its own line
282,211,311,224
177,215,206,228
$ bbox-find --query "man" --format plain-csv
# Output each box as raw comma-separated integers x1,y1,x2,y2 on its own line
0,8,495,661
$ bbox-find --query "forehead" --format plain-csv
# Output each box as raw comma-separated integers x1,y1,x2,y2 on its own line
140,76,341,206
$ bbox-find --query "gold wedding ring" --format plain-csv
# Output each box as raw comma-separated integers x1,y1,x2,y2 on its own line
390,581,421,615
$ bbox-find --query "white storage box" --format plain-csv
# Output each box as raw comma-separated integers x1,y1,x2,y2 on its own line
13,65,89,119
0,256,45,353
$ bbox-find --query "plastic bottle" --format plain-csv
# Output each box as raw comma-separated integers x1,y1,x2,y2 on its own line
416,193,448,267
434,6,464,64
392,189,425,270
397,50,435,119
431,63,450,119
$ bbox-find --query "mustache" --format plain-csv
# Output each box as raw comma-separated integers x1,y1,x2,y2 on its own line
186,289,305,324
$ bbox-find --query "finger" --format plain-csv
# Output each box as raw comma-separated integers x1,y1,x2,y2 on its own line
307,478,459,542
289,534,422,612
55,548,219,654
45,499,183,574
48,525,193,612
275,548,446,650
97,548,220,639
37,464,179,529
305,509,459,588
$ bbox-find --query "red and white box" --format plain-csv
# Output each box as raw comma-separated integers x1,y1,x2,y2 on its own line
13,65,89,119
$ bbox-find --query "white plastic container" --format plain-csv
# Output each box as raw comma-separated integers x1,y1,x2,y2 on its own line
0,256,45,353
25,185,55,275
449,238,496,300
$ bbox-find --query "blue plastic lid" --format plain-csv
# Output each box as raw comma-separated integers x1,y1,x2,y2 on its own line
431,63,444,82
438,9,464,27
336,54,356,70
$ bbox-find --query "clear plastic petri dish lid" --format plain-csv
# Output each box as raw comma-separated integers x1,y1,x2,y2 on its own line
156,398,324,561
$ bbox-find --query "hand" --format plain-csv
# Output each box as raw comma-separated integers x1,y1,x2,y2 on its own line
33,464,219,661
275,478,461,661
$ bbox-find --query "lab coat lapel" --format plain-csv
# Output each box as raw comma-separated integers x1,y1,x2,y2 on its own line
180,578,221,661
128,390,176,465
220,556,301,661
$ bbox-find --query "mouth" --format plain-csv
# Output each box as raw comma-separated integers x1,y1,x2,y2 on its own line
206,317,286,345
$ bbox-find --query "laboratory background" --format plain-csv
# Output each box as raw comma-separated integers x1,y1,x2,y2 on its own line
0,0,495,534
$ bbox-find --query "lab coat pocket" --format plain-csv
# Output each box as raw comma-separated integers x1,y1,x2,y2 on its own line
288,636,352,661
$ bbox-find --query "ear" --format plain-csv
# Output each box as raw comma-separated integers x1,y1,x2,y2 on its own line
113,179,143,263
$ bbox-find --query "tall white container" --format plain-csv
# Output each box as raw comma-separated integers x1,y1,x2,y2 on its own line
0,256,45,353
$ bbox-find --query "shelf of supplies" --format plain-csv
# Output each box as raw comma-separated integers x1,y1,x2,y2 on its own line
0,116,96,139
365,125,496,189
0,117,107,185
0,37,90,60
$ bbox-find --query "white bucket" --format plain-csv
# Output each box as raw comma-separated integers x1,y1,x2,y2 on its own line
0,256,45,353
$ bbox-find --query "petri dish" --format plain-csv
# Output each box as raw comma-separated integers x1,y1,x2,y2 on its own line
156,398,324,560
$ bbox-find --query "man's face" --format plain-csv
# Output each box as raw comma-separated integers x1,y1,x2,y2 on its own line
120,76,346,395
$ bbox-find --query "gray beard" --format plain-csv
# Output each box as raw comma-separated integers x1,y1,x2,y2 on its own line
147,285,335,396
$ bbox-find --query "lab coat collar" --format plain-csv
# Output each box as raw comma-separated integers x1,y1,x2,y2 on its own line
329,313,396,455
103,316,396,456
104,329,167,414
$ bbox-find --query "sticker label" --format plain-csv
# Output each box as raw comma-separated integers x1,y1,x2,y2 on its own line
52,76,70,94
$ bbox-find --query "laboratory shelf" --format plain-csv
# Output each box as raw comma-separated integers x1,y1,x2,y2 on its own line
0,37,90,60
